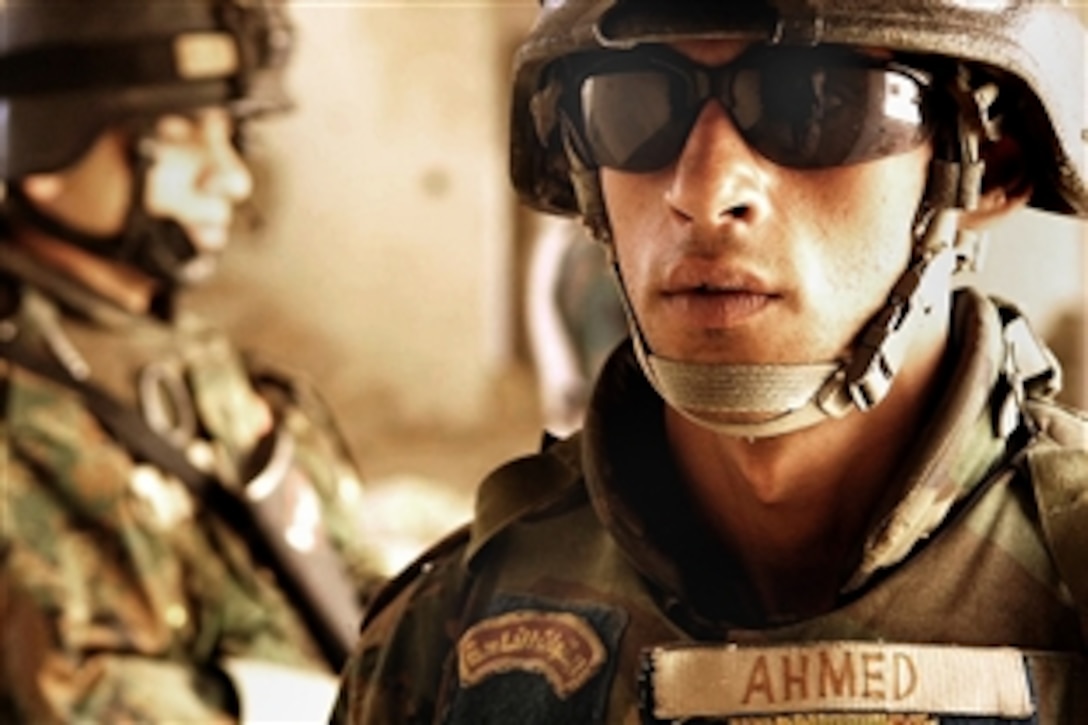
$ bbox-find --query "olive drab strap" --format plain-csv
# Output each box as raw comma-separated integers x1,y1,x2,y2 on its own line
622,210,963,439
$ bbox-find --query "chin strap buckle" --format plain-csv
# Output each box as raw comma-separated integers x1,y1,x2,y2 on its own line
992,304,1062,438
843,293,909,410
842,210,961,412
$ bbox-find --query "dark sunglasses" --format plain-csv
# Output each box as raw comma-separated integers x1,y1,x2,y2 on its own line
565,44,932,172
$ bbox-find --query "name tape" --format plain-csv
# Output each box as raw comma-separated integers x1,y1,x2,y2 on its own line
645,641,1033,719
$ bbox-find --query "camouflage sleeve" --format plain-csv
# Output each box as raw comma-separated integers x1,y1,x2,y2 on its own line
0,387,241,722
331,527,473,724
0,367,329,721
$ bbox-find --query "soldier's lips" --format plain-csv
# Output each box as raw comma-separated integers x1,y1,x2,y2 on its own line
661,287,777,328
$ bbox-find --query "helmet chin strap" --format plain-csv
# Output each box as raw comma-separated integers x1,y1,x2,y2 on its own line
622,209,970,438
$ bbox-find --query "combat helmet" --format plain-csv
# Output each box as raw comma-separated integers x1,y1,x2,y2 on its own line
0,0,293,180
510,0,1087,438
512,0,1088,220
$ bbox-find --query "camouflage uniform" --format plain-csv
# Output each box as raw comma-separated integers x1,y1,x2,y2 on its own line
334,289,1087,723
0,244,380,722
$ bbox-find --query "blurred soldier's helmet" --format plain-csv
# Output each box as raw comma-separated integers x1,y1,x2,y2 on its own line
511,0,1088,220
0,0,293,180
0,0,294,285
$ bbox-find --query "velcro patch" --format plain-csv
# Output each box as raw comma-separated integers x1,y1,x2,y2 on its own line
643,642,1034,720
457,609,606,699
444,594,626,724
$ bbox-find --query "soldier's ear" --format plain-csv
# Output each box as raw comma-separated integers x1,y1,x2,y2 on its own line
980,132,1030,201
960,184,1031,230
960,133,1032,230
20,173,66,204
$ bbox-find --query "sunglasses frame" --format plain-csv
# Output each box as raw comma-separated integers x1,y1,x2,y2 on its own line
562,43,935,173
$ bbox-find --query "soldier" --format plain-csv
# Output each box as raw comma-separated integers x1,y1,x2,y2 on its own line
0,0,381,721
334,1,1087,723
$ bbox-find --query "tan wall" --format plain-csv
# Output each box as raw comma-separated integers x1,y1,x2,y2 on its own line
201,2,537,436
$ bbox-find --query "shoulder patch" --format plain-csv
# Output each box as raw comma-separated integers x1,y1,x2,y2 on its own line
445,592,626,724
457,609,607,699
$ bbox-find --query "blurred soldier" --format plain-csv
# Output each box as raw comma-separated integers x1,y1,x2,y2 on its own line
334,1,1088,723
0,0,381,721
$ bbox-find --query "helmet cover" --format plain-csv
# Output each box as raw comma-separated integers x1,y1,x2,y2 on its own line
511,0,1088,218
0,0,295,179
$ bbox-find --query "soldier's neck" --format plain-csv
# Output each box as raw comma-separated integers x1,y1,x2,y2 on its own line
664,328,949,618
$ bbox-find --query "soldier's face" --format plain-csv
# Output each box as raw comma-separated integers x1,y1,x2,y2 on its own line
23,107,252,258
600,39,935,367
142,107,253,257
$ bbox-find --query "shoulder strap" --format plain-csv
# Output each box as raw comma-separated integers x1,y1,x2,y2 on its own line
358,433,586,637
359,524,473,629
466,432,586,565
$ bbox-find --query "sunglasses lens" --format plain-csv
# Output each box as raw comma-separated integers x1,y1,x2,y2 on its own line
734,60,928,168
580,71,691,172
577,51,928,172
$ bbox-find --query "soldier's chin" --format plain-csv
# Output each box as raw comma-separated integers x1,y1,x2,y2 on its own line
672,406,802,440
174,253,220,286
692,408,788,426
